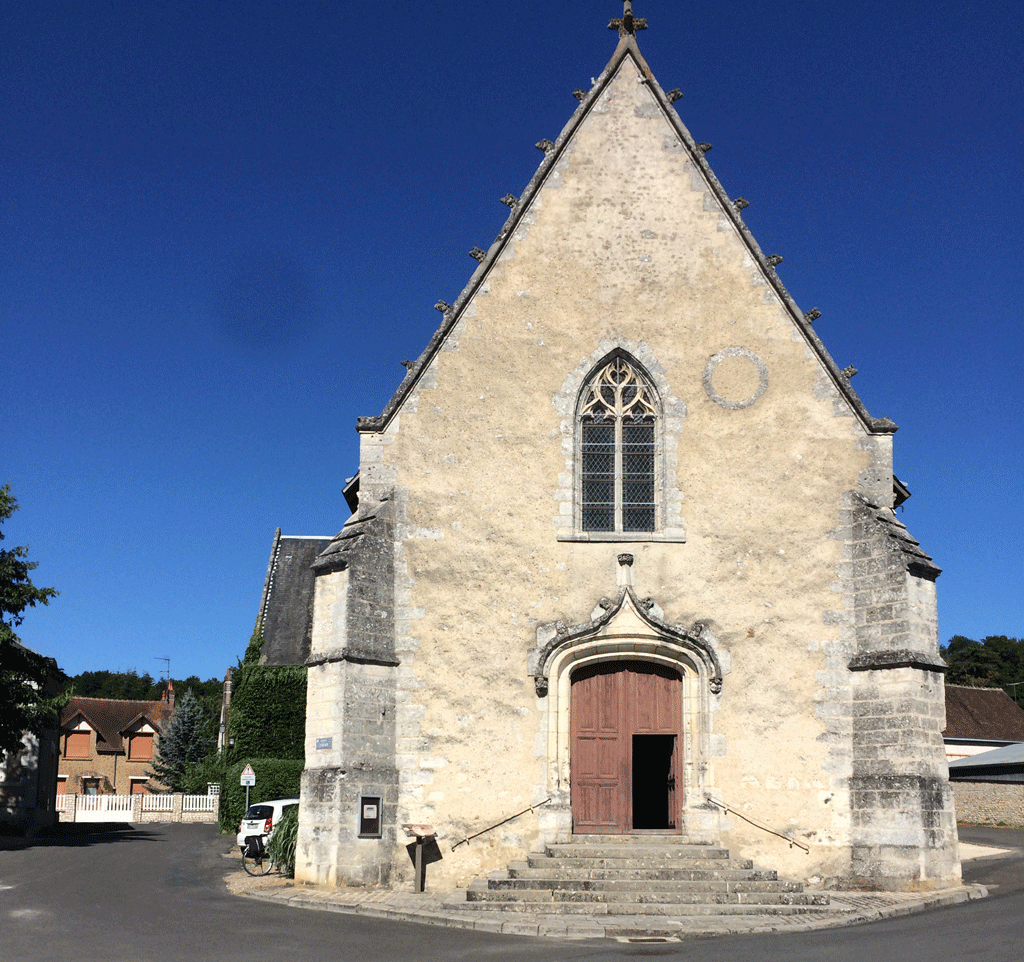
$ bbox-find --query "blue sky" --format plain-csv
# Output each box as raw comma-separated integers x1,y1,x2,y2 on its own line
3,0,1021,682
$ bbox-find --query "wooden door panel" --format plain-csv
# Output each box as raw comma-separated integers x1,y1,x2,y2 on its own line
574,735,620,779
571,665,625,832
571,661,683,834
630,664,678,733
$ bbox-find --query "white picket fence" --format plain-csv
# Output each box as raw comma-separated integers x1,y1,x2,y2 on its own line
57,793,219,823
75,794,134,822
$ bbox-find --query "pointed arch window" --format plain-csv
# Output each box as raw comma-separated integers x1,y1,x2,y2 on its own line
578,356,658,533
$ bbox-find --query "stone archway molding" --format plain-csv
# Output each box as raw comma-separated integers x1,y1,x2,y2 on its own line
528,586,722,697
529,587,725,813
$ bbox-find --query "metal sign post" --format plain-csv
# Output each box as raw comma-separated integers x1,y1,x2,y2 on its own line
240,764,256,811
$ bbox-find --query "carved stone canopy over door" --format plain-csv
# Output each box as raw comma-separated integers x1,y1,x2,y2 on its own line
529,585,723,842
570,661,682,834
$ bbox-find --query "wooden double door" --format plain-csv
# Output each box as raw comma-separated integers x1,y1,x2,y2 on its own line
570,661,683,834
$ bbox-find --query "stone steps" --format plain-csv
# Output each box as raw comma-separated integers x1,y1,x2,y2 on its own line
460,834,831,917
545,842,732,859
469,883,824,904
508,861,777,882
461,898,833,917
521,855,758,872
486,877,804,894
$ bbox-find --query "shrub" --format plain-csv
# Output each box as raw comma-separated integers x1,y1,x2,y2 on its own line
180,753,228,797
267,803,299,877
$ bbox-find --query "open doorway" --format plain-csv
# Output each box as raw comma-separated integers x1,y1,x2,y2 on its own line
632,734,676,830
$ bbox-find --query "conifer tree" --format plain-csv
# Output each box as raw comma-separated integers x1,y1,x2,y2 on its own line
148,689,211,791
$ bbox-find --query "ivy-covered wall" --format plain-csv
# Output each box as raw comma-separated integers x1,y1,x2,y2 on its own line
217,629,308,832
229,629,307,761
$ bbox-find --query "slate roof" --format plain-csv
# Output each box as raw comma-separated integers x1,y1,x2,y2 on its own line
948,741,1024,770
256,528,333,667
943,685,1024,742
948,740,1024,783
355,30,896,440
60,696,170,754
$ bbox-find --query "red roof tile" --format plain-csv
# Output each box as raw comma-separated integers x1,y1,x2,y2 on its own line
943,685,1024,741
61,696,171,754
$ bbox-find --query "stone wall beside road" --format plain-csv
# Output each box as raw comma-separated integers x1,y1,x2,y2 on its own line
952,782,1024,827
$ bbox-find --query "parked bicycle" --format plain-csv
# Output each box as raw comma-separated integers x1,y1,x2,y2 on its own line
236,797,298,876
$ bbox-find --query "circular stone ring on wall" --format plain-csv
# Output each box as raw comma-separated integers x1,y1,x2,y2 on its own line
703,348,769,410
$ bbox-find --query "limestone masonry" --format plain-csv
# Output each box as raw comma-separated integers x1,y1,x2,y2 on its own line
294,15,959,894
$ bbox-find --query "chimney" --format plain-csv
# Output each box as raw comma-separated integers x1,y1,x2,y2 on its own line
165,680,175,711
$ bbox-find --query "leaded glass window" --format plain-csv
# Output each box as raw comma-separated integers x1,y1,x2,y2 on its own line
578,356,657,532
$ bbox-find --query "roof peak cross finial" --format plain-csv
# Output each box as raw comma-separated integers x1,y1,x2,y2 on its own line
609,1,647,36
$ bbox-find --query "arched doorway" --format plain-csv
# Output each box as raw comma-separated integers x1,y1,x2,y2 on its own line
570,660,682,834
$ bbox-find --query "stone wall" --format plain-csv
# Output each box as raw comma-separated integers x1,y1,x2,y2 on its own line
296,501,400,887
1,731,60,833
300,39,958,892
951,781,1024,827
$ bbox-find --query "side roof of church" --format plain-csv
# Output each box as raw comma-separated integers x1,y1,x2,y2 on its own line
256,528,333,667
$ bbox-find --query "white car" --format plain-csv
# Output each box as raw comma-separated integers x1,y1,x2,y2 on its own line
236,797,299,854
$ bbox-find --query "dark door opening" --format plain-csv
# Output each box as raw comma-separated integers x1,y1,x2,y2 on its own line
632,734,676,830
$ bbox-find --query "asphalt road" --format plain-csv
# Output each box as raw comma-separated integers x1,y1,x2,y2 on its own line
2,823,1022,962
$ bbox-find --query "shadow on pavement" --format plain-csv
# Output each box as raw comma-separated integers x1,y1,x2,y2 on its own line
0,822,163,850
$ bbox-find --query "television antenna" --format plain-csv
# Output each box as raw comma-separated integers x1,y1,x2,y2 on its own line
155,657,170,682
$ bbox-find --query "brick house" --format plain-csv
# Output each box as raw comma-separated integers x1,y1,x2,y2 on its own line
58,688,174,796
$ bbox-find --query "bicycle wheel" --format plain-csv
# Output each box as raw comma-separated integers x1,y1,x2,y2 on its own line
241,850,274,876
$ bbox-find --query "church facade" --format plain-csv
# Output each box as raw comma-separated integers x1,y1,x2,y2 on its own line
295,14,959,893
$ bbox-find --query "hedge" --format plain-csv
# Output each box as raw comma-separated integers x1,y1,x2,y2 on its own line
267,803,299,877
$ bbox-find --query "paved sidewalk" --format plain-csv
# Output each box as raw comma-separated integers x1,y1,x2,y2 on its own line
237,870,986,940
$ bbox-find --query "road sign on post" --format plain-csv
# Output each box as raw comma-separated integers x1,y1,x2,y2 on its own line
240,764,256,811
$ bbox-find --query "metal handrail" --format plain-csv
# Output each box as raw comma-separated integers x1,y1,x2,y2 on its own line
704,794,810,853
451,797,553,850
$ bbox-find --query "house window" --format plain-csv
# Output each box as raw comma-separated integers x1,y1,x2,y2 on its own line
578,355,658,532
130,778,149,795
65,731,90,759
128,733,154,761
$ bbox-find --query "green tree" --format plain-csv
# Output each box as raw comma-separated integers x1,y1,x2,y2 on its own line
942,634,1024,698
67,669,156,700
148,689,212,791
0,485,61,755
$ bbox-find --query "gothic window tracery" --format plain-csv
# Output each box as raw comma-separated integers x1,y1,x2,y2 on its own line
578,355,658,532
